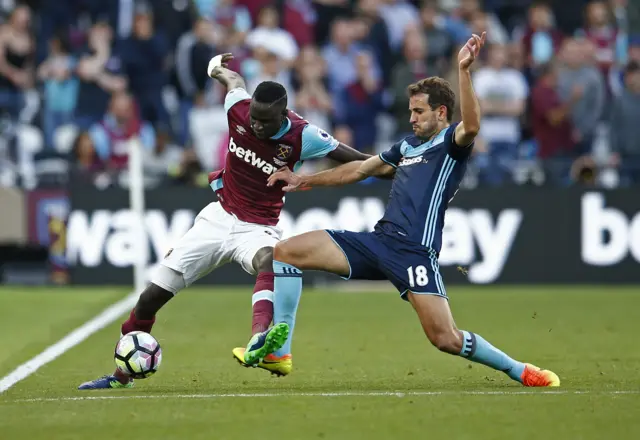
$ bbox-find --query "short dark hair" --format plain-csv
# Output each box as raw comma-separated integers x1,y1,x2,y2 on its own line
406,77,456,122
253,81,287,108
626,61,640,74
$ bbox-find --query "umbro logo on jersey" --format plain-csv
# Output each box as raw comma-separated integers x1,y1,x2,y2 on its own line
399,156,428,167
236,126,246,135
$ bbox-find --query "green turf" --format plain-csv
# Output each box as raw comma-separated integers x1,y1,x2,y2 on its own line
0,287,129,377
0,286,639,439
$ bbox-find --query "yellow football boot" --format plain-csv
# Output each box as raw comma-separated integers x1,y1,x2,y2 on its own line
232,347,292,377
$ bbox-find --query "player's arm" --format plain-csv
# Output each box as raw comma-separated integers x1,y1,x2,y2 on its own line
267,155,395,192
326,143,371,163
207,53,246,91
454,33,486,147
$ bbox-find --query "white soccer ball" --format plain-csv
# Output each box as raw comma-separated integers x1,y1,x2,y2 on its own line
114,331,162,379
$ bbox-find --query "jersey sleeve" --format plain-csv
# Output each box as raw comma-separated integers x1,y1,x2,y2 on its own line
378,141,403,168
224,88,251,113
300,124,339,160
447,122,474,161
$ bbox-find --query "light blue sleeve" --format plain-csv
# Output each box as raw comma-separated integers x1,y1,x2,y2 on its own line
139,123,156,151
224,88,251,113
300,124,339,160
88,124,110,161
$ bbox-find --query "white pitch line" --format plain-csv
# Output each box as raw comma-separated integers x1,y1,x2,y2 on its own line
6,390,640,403
0,291,138,394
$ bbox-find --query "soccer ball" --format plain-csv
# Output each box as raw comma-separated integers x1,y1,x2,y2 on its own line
114,331,162,379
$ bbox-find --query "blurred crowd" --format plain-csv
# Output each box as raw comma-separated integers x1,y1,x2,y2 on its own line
0,0,638,189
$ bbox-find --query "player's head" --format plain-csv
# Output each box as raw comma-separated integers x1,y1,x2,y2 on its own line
250,81,288,140
406,77,455,139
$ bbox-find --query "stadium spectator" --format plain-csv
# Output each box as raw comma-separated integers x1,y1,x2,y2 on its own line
293,46,333,131
391,28,439,137
447,0,509,45
473,43,529,185
377,0,419,51
246,50,296,104
531,62,579,185
353,0,393,87
576,1,618,79
88,91,155,170
322,18,381,114
71,131,102,172
173,18,216,146
74,22,126,130
38,33,78,149
149,0,197,49
609,61,640,185
335,51,383,153
207,0,252,50
557,37,606,154
519,3,564,79
119,7,170,128
420,0,455,77
245,6,298,65
0,5,33,121
143,129,184,184
282,0,317,47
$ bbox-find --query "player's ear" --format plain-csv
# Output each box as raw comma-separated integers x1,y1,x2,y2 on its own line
438,105,447,121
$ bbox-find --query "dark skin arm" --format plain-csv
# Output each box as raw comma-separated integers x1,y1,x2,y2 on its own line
208,53,246,90
327,143,370,163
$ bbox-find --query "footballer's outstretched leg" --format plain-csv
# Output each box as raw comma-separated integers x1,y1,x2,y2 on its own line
407,292,560,387
78,273,179,390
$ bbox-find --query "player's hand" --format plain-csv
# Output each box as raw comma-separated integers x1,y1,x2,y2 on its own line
458,32,486,70
267,167,306,192
208,53,234,78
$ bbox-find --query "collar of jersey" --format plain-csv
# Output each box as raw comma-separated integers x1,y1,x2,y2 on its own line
401,126,449,157
270,118,292,140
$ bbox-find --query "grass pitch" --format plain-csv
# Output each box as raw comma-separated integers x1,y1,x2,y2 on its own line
0,286,639,439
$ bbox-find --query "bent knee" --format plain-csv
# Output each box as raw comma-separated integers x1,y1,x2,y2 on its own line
273,240,303,265
428,330,462,354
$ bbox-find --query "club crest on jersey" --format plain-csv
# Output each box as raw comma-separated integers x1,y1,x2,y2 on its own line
236,125,246,135
276,144,293,161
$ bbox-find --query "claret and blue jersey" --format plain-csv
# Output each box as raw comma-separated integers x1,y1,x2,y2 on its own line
327,122,474,298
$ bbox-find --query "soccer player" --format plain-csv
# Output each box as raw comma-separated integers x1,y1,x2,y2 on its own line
246,33,560,387
78,54,370,389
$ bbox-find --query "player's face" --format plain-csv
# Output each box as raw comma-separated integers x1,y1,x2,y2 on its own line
409,94,443,139
249,102,286,140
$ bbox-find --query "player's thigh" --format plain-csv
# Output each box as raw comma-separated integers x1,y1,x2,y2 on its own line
161,202,232,286
274,230,352,276
276,230,386,281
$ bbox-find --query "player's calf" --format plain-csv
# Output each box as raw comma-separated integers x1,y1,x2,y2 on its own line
251,247,276,334
425,328,463,355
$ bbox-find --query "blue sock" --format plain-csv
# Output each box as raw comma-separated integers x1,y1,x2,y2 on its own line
272,260,303,357
459,330,526,382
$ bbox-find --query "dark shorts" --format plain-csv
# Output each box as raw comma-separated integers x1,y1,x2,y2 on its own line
326,229,447,300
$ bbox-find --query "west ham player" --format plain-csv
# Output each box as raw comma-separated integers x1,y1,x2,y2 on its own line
245,33,560,387
78,54,369,389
